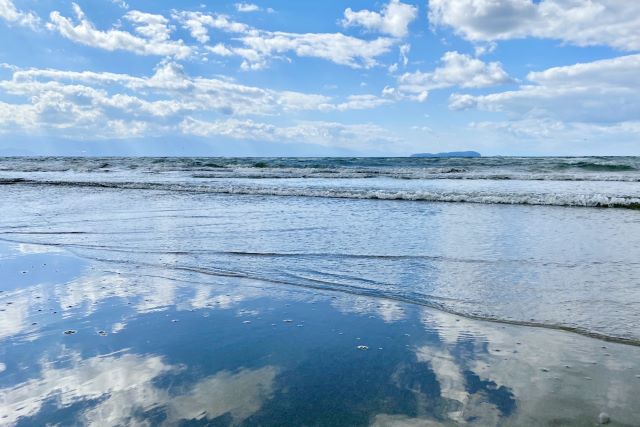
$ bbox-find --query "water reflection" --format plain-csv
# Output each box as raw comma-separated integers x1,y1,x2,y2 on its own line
1,242,640,426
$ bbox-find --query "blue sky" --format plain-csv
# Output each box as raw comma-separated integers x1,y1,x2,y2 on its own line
0,0,639,156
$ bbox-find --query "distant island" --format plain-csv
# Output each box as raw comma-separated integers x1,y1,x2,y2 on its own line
411,151,481,158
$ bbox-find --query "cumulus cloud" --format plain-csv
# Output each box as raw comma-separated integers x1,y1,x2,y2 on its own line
387,51,511,101
0,0,39,28
450,53,640,144
449,53,640,123
401,51,511,90
0,62,394,145
342,0,418,38
124,10,174,42
172,10,254,43
11,4,399,71
47,4,192,59
234,32,396,70
429,0,640,51
172,10,397,69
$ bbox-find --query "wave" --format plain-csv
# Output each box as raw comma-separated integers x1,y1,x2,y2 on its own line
188,170,640,182
556,161,636,172
12,239,635,347
5,178,640,209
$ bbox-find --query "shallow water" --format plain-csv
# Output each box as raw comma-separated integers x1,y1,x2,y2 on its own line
1,157,640,425
1,242,640,426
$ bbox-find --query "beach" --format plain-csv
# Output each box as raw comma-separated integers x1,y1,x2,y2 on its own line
1,157,640,425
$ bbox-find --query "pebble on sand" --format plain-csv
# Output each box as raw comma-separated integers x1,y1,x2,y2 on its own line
598,412,610,424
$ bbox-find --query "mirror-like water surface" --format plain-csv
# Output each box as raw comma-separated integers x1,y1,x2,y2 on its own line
1,157,640,425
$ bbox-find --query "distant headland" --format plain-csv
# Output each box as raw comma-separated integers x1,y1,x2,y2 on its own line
410,151,481,158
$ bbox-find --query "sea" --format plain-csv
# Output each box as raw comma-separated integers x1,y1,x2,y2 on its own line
0,156,639,425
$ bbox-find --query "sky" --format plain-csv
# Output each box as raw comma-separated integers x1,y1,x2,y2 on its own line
0,0,639,156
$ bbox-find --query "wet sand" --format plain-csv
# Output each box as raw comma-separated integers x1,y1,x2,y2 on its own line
1,241,639,426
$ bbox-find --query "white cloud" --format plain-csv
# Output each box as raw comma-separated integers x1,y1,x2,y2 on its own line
428,0,640,51
111,0,129,10
0,62,394,146
400,51,511,91
342,0,418,38
235,32,396,69
399,43,410,66
449,53,640,123
235,3,261,13
173,10,254,43
471,117,640,140
387,51,510,101
179,117,400,148
173,10,396,69
48,4,192,59
124,10,173,42
0,0,39,29
450,54,640,145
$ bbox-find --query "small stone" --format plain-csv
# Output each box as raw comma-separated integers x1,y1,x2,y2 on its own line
63,330,77,335
357,345,369,350
598,412,610,424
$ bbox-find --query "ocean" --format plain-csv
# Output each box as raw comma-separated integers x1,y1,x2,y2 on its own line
1,157,639,425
